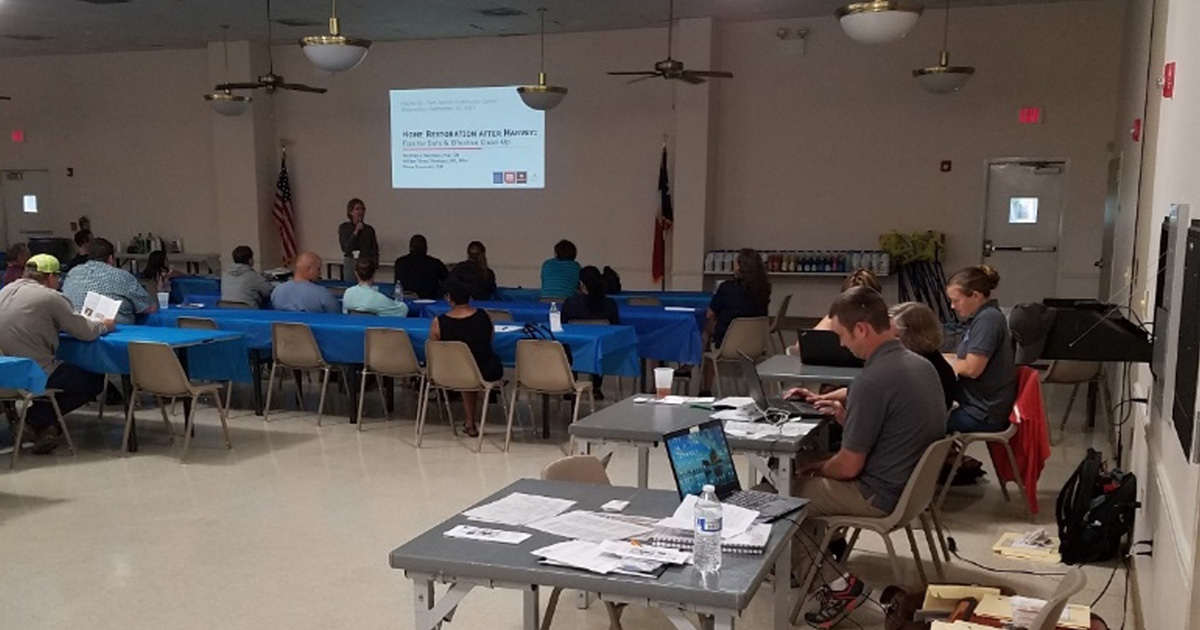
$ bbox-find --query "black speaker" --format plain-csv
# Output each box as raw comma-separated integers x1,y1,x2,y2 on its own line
1172,221,1200,459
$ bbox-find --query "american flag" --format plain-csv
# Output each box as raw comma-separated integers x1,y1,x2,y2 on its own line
273,155,298,262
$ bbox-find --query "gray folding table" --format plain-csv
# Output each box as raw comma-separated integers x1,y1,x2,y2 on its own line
389,478,801,630
568,397,827,496
755,354,861,385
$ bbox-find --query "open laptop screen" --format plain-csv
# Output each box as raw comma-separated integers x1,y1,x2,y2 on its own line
663,420,741,498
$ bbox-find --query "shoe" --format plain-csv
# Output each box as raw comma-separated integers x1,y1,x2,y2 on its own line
593,390,606,401
104,385,124,406
804,575,870,629
463,425,479,438
31,425,61,456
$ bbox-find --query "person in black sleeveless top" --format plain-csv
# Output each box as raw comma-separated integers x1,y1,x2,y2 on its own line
430,279,503,437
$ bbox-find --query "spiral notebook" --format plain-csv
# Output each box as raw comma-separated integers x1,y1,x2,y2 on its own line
644,523,771,555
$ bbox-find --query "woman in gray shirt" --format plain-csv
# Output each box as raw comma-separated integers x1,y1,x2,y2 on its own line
944,264,1017,433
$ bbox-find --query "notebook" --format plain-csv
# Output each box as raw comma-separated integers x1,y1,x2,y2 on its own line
645,522,772,555
798,329,864,368
662,420,808,522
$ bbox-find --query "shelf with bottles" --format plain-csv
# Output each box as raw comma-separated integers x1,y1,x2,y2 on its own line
703,249,890,277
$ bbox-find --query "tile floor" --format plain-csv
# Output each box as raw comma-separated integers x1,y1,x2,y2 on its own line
0,380,1135,629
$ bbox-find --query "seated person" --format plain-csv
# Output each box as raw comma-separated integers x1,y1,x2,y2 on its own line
448,240,497,301
540,239,581,300
429,280,503,438
394,234,448,300
789,301,961,411
137,250,183,297
63,229,91,273
944,264,1016,434
62,237,156,324
812,268,881,332
562,265,619,399
343,257,409,317
0,254,113,454
270,252,339,313
700,248,770,395
221,245,274,307
785,287,946,628
2,242,30,285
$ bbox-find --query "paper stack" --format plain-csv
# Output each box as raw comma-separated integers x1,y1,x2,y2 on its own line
655,494,759,539
992,529,1061,563
974,594,1090,630
81,291,120,323
532,539,689,578
527,511,656,543
921,584,1003,617
462,492,575,527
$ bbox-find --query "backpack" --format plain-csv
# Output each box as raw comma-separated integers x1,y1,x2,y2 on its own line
601,266,622,294
1055,448,1139,564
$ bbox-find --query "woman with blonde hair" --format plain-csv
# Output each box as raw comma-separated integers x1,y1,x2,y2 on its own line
944,264,1015,433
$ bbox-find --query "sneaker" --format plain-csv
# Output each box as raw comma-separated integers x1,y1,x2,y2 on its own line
804,575,870,629
31,425,61,455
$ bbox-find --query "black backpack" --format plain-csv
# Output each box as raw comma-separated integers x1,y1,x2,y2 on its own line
1055,448,1138,564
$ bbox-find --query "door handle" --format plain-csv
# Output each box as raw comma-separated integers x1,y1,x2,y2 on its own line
988,245,1058,253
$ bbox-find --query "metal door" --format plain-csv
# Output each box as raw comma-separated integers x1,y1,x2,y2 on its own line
983,161,1066,306
1,170,53,245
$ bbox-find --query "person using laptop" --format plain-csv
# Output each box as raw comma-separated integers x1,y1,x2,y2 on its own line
780,287,946,629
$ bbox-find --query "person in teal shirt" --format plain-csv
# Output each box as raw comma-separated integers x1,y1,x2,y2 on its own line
540,239,581,300
342,257,409,317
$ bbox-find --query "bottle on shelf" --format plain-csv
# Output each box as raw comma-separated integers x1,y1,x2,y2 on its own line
694,484,723,574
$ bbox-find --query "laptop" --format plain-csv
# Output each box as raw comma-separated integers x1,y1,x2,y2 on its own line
739,353,827,420
798,329,865,368
663,420,809,522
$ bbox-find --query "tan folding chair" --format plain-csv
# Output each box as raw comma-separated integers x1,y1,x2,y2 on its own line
768,294,793,353
123,341,231,462
264,322,338,426
483,309,514,322
507,340,594,452
1042,360,1104,441
1028,568,1087,630
218,300,255,309
703,316,770,397
792,436,957,622
177,316,233,413
626,296,661,307
358,328,425,432
539,456,625,630
419,340,507,451
4,388,72,469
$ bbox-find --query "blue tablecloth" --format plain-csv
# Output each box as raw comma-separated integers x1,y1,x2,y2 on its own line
144,309,640,377
414,300,703,365
0,356,48,394
612,291,713,309
57,326,253,383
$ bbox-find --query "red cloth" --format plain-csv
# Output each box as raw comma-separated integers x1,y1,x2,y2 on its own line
986,366,1052,515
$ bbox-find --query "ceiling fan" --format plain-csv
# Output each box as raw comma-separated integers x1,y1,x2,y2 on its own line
607,0,733,84
214,0,326,95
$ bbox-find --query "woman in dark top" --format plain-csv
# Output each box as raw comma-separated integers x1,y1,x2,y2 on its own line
563,266,620,399
701,248,770,394
945,264,1017,433
138,249,181,297
430,280,503,437
337,198,379,282
448,240,497,301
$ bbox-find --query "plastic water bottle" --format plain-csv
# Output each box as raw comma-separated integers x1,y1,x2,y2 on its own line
694,484,723,574
393,279,404,302
548,302,563,333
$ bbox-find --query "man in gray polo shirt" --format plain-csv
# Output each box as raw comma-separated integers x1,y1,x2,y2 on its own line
792,287,946,628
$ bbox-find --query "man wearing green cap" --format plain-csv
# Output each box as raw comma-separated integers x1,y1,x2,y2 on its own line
0,254,114,454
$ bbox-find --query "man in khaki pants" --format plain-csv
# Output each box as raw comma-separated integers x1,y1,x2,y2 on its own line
783,287,946,629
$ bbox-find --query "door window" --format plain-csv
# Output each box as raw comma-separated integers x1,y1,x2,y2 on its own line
1009,197,1038,224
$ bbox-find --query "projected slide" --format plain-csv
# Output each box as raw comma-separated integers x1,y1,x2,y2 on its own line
390,87,545,189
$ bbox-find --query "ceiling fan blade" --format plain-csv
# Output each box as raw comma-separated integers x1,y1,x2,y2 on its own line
215,82,262,91
684,70,734,79
0,96,11,101
608,71,657,76
279,83,328,94
626,75,661,84
675,73,706,85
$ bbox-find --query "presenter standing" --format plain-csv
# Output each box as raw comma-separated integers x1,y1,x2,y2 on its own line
338,198,379,282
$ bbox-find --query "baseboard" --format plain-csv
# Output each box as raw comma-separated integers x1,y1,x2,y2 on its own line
1129,560,1146,630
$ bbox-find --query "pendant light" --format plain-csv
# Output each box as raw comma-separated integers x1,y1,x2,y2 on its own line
517,8,568,111
205,26,252,116
913,0,974,93
836,1,924,44
300,0,371,73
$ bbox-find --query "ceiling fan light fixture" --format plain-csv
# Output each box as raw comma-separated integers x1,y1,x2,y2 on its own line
835,1,924,44
518,8,567,111
205,90,253,116
300,4,371,73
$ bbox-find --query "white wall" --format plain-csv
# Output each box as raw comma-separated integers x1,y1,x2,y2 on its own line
0,49,217,254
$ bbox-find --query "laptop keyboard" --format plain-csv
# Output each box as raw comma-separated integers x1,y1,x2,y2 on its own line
725,490,778,512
